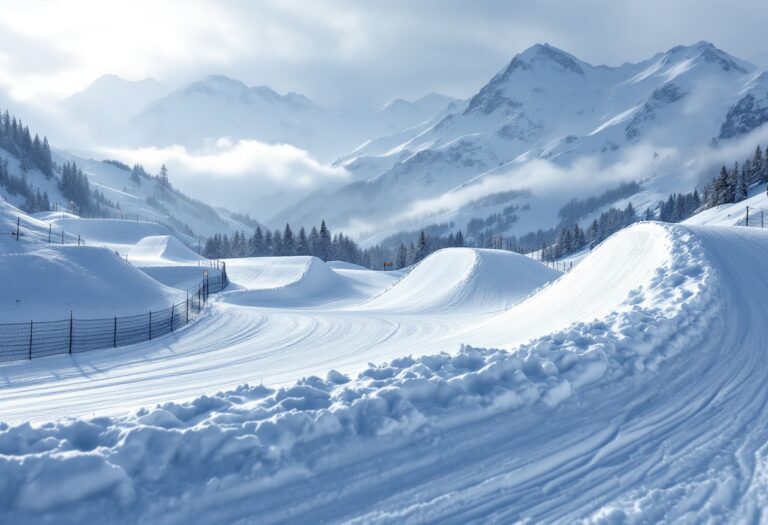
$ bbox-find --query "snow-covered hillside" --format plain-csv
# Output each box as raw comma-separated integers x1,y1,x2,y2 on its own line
1,127,257,240
4,217,768,523
276,42,768,243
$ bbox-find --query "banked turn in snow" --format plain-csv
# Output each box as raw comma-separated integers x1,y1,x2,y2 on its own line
4,222,761,523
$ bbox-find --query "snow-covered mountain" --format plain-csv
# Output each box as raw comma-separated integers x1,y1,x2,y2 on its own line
275,42,768,241
127,75,457,162
64,75,168,140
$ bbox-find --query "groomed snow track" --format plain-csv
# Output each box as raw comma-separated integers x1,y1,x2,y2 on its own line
2,223,768,523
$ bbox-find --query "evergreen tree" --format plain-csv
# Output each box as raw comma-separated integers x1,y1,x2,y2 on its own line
250,226,264,256
282,223,295,256
272,229,283,256
296,227,310,255
455,230,464,247
412,231,429,263
317,220,332,261
752,145,764,184
264,230,274,255
308,226,320,257
159,164,170,186
712,166,730,206
736,164,749,201
396,243,408,269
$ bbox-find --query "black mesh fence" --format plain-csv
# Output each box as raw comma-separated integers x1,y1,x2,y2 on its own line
0,272,228,363
736,206,767,228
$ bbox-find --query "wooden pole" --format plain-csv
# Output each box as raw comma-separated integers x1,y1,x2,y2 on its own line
68,311,73,354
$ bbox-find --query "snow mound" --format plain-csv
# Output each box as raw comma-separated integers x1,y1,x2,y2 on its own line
128,235,200,266
0,245,183,322
224,256,349,306
362,247,560,314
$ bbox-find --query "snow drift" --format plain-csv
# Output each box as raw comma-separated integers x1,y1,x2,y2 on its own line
362,247,560,314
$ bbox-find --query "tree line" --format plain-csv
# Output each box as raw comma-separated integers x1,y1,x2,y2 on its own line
202,220,466,270
702,145,768,207
0,108,54,177
0,158,52,212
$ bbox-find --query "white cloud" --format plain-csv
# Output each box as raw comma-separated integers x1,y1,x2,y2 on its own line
102,138,350,216
395,144,677,223
1,0,767,109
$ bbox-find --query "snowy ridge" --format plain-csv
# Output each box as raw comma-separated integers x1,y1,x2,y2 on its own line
0,223,730,523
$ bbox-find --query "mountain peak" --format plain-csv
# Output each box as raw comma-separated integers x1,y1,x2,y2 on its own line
69,74,164,98
509,43,586,76
662,41,752,74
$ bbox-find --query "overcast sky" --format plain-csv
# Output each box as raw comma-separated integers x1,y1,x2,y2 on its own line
1,0,767,110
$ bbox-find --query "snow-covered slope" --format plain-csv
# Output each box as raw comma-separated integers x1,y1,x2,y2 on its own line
51,218,180,254
6,222,767,523
52,151,258,238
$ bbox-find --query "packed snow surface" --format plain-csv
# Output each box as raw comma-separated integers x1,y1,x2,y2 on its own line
3,221,768,523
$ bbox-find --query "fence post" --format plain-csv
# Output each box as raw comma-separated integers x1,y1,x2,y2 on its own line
186,292,189,323
746,206,750,226
171,304,175,332
68,311,73,354
198,286,202,313
149,310,152,340
113,316,117,348
78,235,81,246
16,217,20,241
48,224,51,244
28,320,33,360
61,230,64,244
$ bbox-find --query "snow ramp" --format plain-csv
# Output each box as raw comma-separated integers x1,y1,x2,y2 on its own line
362,247,561,314
128,235,201,266
224,256,349,306
462,221,681,348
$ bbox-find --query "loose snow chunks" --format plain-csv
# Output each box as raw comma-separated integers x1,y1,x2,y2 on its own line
362,248,560,314
0,245,183,322
224,256,350,307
